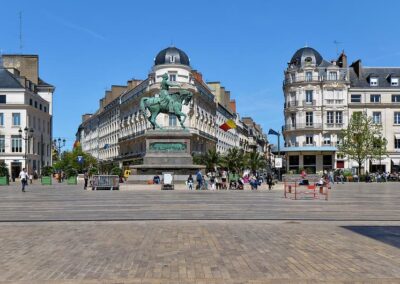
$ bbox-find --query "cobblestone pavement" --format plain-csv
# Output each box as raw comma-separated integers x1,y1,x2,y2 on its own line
0,182,399,283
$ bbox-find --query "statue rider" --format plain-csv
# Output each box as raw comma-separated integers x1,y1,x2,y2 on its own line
160,73,181,113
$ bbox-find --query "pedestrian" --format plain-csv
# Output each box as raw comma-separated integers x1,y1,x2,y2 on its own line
29,173,33,184
210,174,216,190
266,173,273,190
187,174,194,190
221,170,227,189
19,168,28,192
84,171,89,189
196,170,203,190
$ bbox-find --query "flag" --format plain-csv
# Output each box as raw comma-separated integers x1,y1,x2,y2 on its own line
73,140,81,149
268,129,279,136
219,119,236,132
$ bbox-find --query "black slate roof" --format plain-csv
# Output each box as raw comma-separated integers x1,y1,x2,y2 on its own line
154,46,190,66
0,68,24,88
350,67,400,88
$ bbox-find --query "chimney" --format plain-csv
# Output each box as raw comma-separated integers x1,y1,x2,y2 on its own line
337,51,348,68
192,70,203,82
82,114,92,122
229,99,237,113
2,55,39,84
350,59,362,78
127,79,142,91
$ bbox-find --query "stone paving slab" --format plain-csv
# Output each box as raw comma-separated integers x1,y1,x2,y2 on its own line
0,183,399,221
0,221,399,283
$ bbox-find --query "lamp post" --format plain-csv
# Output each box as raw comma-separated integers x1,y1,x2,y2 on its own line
268,128,281,181
18,127,34,173
53,138,66,160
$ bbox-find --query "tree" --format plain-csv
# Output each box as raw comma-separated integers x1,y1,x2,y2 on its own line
221,147,245,173
201,149,221,172
245,151,266,174
339,112,387,175
53,146,98,174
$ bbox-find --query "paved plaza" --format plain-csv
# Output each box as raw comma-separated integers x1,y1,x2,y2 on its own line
0,182,399,283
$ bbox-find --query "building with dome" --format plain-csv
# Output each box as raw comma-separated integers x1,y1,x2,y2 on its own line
283,47,350,173
77,46,268,169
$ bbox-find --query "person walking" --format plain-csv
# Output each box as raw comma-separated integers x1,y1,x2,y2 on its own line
84,172,89,189
187,174,194,190
266,173,273,190
196,170,203,190
19,168,28,192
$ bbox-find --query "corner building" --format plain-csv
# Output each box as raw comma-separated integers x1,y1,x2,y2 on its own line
283,47,349,173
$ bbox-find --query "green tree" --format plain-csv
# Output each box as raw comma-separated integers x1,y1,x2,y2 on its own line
0,162,9,177
53,146,98,174
245,151,266,174
201,149,221,172
221,147,245,174
339,112,387,175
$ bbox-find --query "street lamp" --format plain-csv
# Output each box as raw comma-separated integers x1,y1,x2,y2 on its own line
53,138,66,160
268,128,281,181
18,127,34,173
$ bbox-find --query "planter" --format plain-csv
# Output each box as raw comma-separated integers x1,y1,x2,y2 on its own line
67,176,77,185
0,176,9,185
41,176,52,185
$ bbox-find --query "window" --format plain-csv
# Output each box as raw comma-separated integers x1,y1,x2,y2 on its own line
370,94,381,103
169,115,177,127
335,111,343,124
39,104,42,110
306,135,313,145
306,112,313,126
304,57,312,63
0,113,3,126
305,90,313,103
169,56,175,63
351,94,361,103
327,111,334,124
290,113,296,127
44,106,47,113
370,77,378,86
305,72,312,81
328,72,337,80
391,78,399,86
395,112,400,124
169,74,176,81
323,134,331,145
0,95,5,104
395,137,400,149
291,73,296,83
303,155,316,173
392,95,400,102
373,112,381,124
0,135,4,152
29,99,32,106
11,135,22,152
12,113,21,126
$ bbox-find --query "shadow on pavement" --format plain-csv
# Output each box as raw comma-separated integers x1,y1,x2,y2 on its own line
342,226,400,249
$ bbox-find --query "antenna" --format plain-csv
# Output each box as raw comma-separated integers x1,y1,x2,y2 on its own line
333,40,342,56
19,11,23,52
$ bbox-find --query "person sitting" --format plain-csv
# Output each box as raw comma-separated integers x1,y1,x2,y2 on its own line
187,174,194,190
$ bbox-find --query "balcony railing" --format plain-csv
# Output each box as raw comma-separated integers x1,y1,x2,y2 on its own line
283,123,322,131
284,73,349,85
325,123,344,129
302,100,317,106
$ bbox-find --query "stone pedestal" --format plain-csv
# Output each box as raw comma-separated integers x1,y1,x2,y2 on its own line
130,129,205,182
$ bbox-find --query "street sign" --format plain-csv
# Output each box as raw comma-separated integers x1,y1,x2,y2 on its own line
77,156,84,164
275,157,282,168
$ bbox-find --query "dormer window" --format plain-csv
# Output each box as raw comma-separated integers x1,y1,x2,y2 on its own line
169,74,176,81
370,77,378,86
169,56,175,63
304,57,312,65
391,77,399,86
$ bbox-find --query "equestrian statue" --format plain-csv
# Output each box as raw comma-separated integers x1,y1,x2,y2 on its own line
140,73,193,129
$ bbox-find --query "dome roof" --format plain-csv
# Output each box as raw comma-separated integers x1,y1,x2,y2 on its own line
154,46,190,66
290,47,323,67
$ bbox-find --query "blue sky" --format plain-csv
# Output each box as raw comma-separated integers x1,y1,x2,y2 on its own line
2,0,400,148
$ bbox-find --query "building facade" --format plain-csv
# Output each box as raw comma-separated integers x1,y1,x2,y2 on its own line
283,47,350,173
77,47,268,167
0,55,54,179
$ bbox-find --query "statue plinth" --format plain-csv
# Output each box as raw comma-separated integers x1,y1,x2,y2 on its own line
129,129,205,181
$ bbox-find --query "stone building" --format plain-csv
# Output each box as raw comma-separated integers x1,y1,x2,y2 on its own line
77,47,268,168
0,55,54,178
348,60,400,173
282,47,350,173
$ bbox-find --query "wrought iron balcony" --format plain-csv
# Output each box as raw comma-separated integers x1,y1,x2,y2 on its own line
283,123,322,131
302,100,317,106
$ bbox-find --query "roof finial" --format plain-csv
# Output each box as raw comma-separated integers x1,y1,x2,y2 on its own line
170,40,174,48
305,42,308,48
